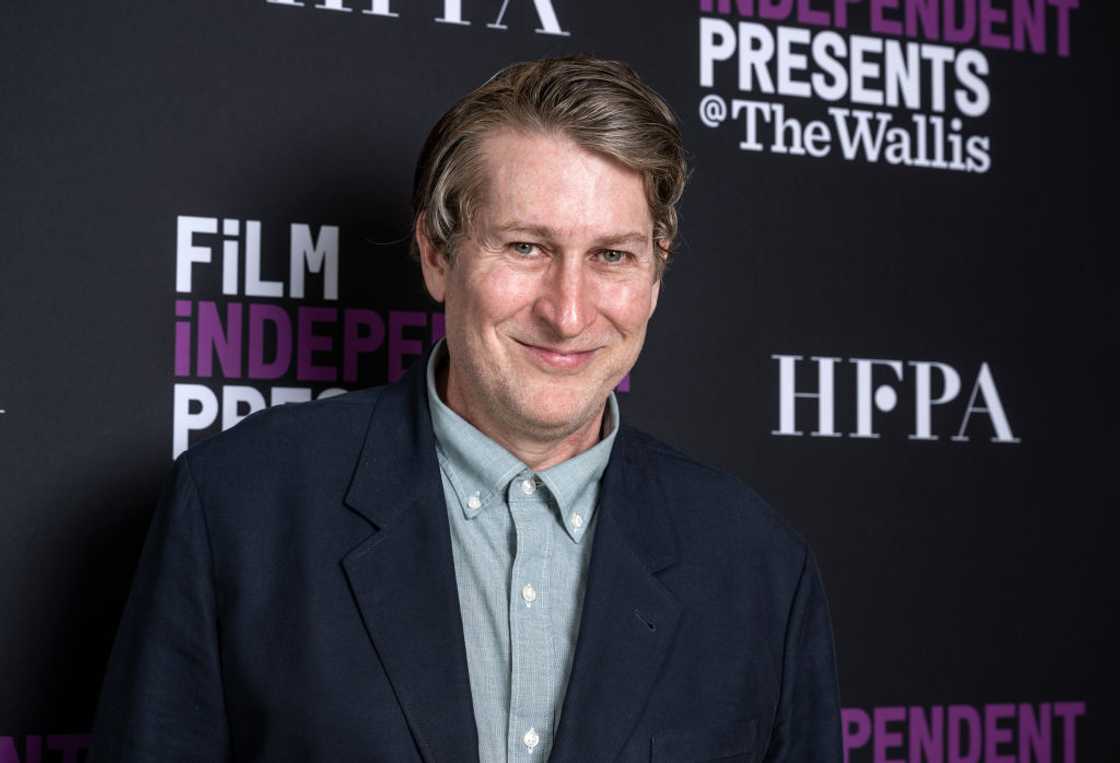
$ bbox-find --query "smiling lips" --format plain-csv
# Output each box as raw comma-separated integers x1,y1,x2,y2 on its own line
514,339,600,371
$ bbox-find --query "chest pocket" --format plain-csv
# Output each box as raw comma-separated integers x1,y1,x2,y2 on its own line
650,717,758,762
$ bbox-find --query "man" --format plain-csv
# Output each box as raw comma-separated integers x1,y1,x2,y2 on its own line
93,57,841,761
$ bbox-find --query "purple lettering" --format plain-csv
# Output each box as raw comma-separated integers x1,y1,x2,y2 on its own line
842,707,872,763
870,0,902,35
388,310,427,383
1012,0,1045,52
833,0,859,28
247,304,292,379
46,735,91,763
342,309,385,384
909,705,944,763
797,0,830,25
175,300,192,376
905,0,939,40
758,0,793,20
873,706,905,762
296,306,337,382
983,704,1014,763
1048,0,1078,57
948,705,980,763
943,0,976,44
1054,702,1085,763
699,0,756,14
1018,703,1052,762
0,737,41,763
979,0,1010,48
197,301,242,378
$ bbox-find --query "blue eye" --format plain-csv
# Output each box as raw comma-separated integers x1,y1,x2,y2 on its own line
511,242,537,256
599,249,627,264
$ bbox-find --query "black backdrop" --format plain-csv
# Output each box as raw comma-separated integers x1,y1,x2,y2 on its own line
2,1,1116,760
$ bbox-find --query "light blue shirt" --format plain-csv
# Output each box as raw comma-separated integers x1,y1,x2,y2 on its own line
426,340,620,762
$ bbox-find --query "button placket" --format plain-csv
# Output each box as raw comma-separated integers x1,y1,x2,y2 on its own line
507,471,554,760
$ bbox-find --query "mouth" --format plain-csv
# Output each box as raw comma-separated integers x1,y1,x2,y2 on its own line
513,339,600,371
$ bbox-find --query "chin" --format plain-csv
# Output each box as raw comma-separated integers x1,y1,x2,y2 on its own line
512,390,605,432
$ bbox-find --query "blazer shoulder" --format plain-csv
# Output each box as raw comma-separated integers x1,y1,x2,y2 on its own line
179,386,388,500
620,425,807,556
190,386,382,455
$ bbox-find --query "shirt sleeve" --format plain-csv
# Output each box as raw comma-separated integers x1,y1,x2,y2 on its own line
90,454,231,762
763,545,843,762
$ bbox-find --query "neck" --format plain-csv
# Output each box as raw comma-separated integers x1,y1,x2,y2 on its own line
438,361,606,472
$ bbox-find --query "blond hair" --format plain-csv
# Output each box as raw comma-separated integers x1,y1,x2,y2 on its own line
411,56,688,274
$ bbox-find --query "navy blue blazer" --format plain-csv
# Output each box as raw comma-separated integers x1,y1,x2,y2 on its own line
92,357,842,762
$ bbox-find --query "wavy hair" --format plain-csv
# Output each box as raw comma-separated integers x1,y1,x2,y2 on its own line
410,56,688,276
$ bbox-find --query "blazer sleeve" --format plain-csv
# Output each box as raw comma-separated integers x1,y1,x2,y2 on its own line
763,546,843,762
90,454,231,762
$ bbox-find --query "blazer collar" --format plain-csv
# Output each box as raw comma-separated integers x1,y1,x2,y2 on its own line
341,354,480,763
549,424,682,762
341,353,682,761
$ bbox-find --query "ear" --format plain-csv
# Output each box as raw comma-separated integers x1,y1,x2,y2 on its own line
416,212,449,303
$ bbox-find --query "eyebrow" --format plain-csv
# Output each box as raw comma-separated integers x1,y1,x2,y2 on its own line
492,221,650,248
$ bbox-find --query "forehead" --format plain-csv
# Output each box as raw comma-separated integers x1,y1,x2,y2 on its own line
475,129,652,240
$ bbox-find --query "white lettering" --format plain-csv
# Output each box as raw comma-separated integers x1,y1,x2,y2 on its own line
173,383,219,458
176,216,216,293
700,18,737,88
738,22,775,93
244,220,283,298
289,224,339,300
851,358,904,439
953,363,1020,443
772,355,842,437
489,0,569,36
909,361,961,440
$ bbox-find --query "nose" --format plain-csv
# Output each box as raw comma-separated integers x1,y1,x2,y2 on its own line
532,255,595,340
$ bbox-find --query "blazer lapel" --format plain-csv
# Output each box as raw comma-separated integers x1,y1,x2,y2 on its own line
341,359,479,763
549,428,682,763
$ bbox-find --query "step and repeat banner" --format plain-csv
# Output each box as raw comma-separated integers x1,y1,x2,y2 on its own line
1,1,1114,760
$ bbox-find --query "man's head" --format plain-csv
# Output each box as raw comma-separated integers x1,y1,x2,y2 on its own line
411,56,687,271
412,57,687,458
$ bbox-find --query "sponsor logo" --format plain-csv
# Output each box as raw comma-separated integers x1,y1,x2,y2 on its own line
265,0,569,36
771,354,1019,443
171,214,444,458
0,735,91,763
696,0,1080,172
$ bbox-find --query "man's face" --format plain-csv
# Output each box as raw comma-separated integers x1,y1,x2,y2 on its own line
419,129,661,447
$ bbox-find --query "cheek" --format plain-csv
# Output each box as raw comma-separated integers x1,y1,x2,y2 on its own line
463,270,539,323
598,282,657,331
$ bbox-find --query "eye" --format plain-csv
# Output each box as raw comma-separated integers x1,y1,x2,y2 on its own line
598,249,629,264
510,242,538,257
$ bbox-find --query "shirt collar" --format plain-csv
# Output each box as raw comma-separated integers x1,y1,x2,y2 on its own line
426,339,620,542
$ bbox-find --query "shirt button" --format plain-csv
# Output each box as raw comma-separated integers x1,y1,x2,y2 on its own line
521,583,537,604
570,512,584,529
523,727,540,752
520,478,536,495
467,493,481,510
